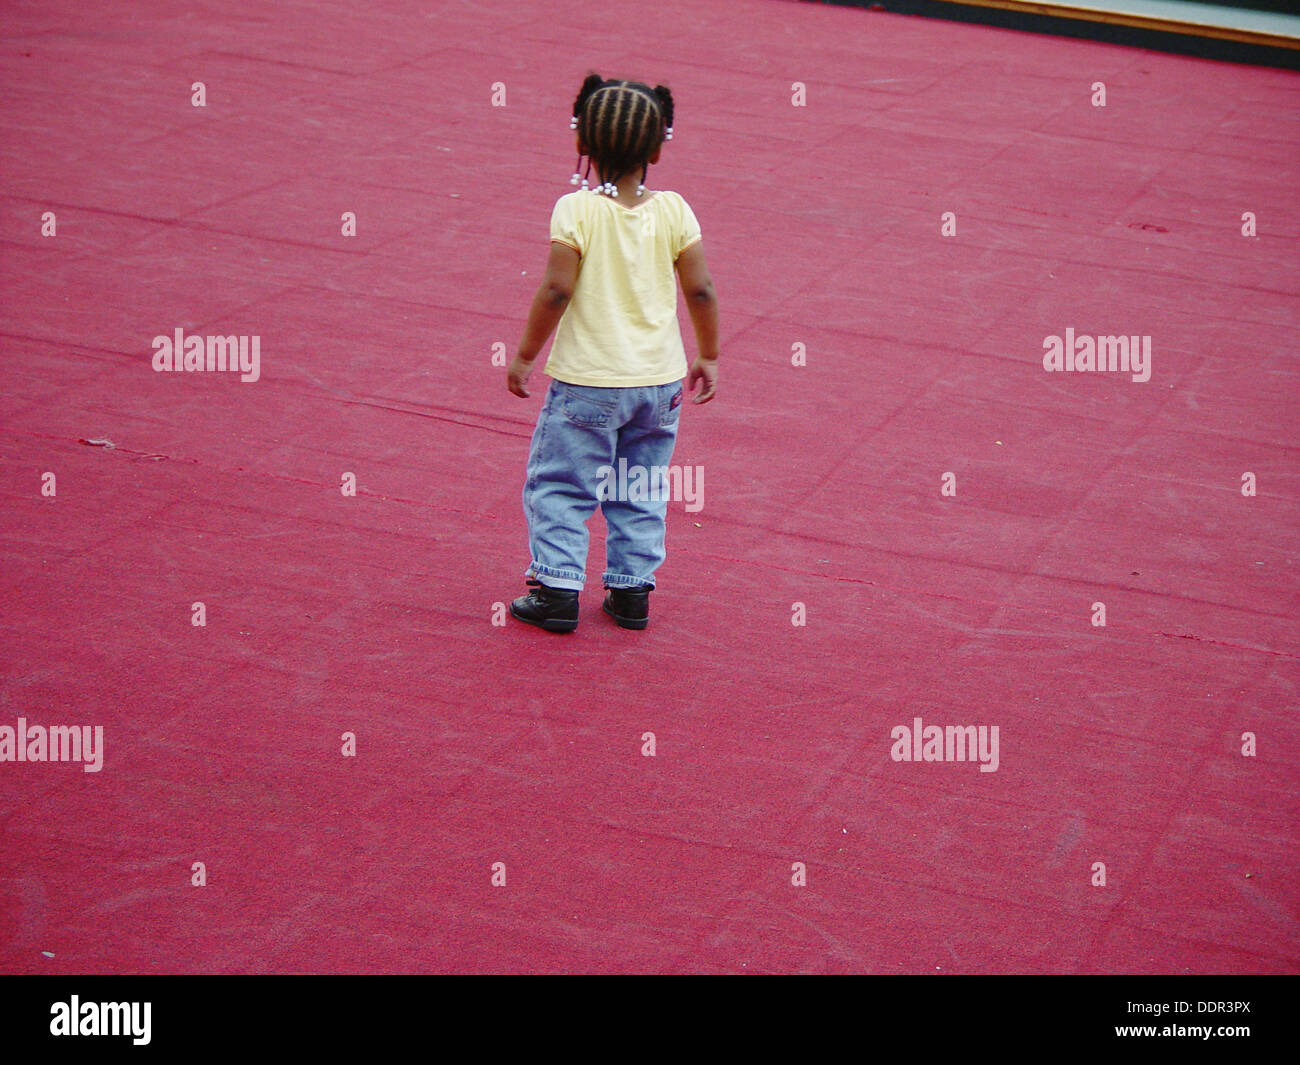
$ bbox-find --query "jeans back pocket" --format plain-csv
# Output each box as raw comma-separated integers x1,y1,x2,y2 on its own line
561,384,618,427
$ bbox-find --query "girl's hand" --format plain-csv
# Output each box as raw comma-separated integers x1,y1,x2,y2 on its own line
507,355,534,398
688,356,717,403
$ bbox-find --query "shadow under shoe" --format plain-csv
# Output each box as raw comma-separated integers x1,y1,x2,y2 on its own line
510,578,579,633
603,585,651,630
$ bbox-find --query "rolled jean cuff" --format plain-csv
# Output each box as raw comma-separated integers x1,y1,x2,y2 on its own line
527,562,585,591
603,571,654,590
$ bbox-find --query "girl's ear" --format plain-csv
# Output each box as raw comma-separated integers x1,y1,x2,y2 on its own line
649,144,662,165
576,134,587,155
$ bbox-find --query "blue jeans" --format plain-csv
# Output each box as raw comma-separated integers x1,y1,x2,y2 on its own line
523,379,683,591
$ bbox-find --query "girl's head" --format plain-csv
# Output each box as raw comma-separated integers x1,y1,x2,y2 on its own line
569,73,675,193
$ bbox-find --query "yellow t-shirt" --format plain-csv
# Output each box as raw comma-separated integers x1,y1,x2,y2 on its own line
545,189,702,387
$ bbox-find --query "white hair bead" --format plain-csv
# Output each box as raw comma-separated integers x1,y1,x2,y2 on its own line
569,117,578,129
665,126,673,140
635,184,645,196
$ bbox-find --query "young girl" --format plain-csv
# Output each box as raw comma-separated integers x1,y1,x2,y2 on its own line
507,73,719,633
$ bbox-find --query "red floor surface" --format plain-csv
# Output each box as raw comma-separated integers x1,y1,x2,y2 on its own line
1,0,1297,974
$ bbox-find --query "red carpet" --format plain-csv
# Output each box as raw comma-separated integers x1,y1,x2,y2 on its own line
1,0,1296,974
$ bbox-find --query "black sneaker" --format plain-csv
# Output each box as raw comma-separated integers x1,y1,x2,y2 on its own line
510,579,579,633
603,584,651,630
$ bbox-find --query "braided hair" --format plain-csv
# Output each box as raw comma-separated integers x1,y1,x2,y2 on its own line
569,73,674,194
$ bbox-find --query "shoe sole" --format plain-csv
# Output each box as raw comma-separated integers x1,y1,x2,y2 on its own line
602,601,648,630
510,603,578,633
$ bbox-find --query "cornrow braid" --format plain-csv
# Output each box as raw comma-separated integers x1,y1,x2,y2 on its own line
571,73,604,123
568,73,672,195
652,84,674,135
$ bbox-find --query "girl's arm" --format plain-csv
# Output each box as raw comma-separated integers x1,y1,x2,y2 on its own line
508,242,581,398
675,241,718,403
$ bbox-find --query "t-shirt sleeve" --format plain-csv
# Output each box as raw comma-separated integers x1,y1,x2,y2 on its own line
550,194,583,254
673,194,703,259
